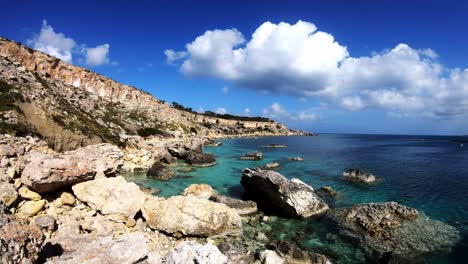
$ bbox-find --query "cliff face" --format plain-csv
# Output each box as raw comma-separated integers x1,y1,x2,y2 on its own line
0,37,309,151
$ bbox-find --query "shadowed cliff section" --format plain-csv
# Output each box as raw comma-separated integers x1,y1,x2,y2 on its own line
0,36,311,151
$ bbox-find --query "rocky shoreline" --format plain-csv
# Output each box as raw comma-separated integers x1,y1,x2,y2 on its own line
0,133,462,263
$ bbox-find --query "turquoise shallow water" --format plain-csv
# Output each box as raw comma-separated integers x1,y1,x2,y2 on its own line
124,134,468,263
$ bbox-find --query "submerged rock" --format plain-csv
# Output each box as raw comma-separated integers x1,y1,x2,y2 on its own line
329,202,460,259
186,151,216,167
264,144,287,148
20,144,123,193
142,195,242,237
0,202,45,264
241,168,328,218
72,176,146,221
274,240,332,264
147,162,174,180
212,195,258,215
240,151,263,160
342,168,376,184
165,241,228,264
317,186,337,197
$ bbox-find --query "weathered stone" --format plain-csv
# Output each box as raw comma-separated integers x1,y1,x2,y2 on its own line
0,144,16,157
274,240,332,264
263,162,280,169
147,162,174,180
343,168,376,184
289,156,304,161
317,186,337,197
16,200,46,218
142,196,242,237
48,232,149,264
167,139,204,159
259,250,285,264
21,144,123,193
212,195,258,215
72,176,146,220
34,214,56,231
1,202,45,264
241,168,328,218
0,182,17,206
182,184,218,199
240,151,263,160
18,186,41,201
60,192,75,206
165,241,228,264
186,151,216,167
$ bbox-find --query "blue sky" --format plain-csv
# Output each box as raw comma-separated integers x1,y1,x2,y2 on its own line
2,0,468,135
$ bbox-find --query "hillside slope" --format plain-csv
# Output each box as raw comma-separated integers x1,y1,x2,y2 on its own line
0,37,310,151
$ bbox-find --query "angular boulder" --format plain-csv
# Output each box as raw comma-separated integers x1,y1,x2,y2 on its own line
21,144,123,193
186,151,216,167
142,196,242,237
72,176,146,221
241,168,328,218
329,202,460,258
16,200,46,218
240,151,263,160
274,240,332,264
167,139,204,159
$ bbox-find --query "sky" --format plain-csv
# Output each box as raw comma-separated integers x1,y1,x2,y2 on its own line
2,0,468,135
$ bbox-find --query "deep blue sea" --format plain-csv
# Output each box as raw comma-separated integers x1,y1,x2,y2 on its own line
125,134,468,263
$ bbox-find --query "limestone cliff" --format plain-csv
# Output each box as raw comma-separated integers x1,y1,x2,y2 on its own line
0,37,310,151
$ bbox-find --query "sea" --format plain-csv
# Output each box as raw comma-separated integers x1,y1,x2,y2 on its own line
124,134,468,263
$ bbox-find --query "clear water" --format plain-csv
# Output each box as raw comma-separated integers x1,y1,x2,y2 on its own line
124,134,468,263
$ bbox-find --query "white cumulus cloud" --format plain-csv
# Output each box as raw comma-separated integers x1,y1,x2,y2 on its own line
167,20,468,119
28,20,76,62
215,107,227,114
85,44,110,66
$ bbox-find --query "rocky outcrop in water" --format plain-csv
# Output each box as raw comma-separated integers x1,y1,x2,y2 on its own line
147,162,174,180
212,195,258,216
20,144,123,193
241,168,328,218
186,151,216,167
240,151,263,160
342,168,376,184
273,240,333,264
182,184,218,199
329,202,460,259
142,195,242,237
289,157,304,161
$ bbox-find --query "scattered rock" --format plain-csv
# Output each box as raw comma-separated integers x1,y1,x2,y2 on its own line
256,232,269,242
240,151,263,160
139,185,162,196
329,202,460,258
241,168,328,218
0,144,16,157
167,139,204,159
142,195,242,237
16,199,45,218
0,182,18,206
212,195,258,215
147,162,174,180
264,144,287,148
18,186,41,201
165,241,228,264
72,176,146,221
186,151,216,167
0,202,45,264
182,184,218,199
60,192,75,206
263,162,280,169
342,168,376,184
289,157,304,161
34,214,56,231
21,144,124,193
178,166,195,173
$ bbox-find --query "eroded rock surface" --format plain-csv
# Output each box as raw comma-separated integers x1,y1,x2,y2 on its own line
342,168,376,184
240,151,263,160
